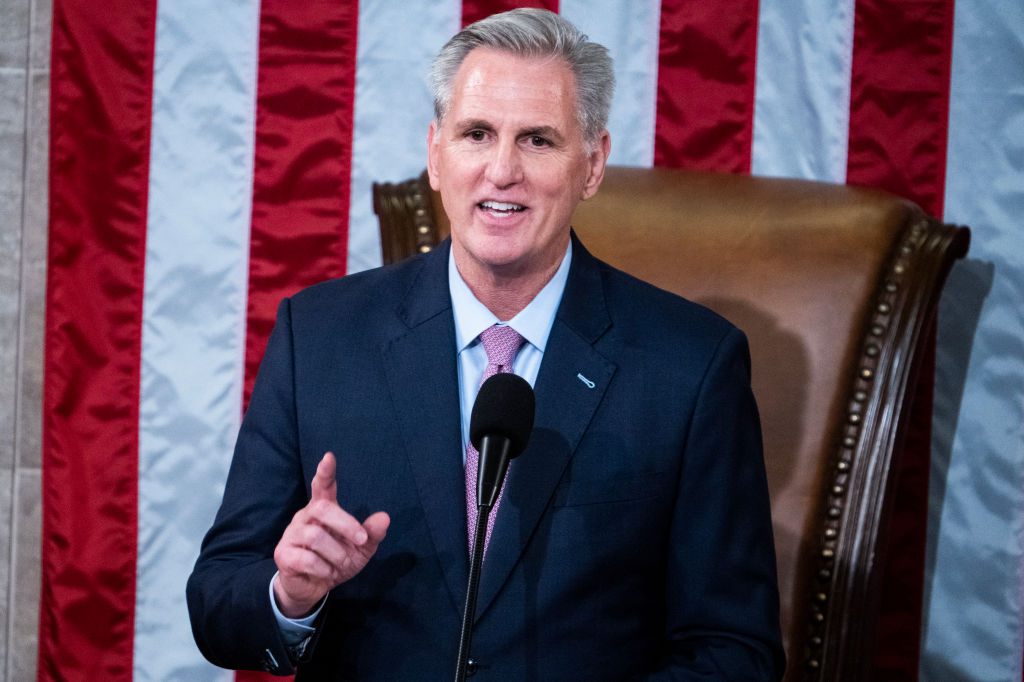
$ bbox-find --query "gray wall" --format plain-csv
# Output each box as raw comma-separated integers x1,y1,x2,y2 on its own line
1,0,50,679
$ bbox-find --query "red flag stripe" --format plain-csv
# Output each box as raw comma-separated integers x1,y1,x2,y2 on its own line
39,0,157,679
847,0,954,216
238,5,360,675
654,0,761,172
243,0,361,406
846,1,955,678
462,0,559,27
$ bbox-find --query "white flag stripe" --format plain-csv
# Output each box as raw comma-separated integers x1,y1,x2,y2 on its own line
347,0,462,275
751,0,855,181
561,0,662,168
923,1,1024,679
138,0,261,679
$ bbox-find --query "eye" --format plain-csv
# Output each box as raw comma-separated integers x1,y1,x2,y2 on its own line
467,130,487,142
527,135,550,148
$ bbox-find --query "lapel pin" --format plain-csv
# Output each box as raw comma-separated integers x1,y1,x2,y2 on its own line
576,373,596,389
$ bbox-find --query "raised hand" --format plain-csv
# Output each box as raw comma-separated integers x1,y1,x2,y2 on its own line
272,452,390,618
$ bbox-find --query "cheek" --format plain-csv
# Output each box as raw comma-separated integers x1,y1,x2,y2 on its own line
448,160,486,193
543,161,587,200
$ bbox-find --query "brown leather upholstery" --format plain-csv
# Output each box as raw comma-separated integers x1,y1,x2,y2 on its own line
373,166,969,681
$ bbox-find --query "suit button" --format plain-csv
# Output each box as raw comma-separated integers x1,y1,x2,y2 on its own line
466,658,479,676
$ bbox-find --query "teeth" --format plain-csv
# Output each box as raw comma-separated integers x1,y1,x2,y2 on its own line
480,201,524,212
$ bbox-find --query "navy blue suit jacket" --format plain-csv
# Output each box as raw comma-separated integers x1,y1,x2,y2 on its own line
187,235,784,680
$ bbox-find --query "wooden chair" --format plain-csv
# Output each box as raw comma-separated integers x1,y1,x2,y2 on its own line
373,166,970,681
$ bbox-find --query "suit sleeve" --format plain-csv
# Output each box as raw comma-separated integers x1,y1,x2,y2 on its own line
186,298,312,676
646,326,786,681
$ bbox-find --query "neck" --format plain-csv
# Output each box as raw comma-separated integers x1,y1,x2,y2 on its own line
454,249,564,321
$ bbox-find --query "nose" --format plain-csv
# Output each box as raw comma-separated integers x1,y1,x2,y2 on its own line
483,139,523,188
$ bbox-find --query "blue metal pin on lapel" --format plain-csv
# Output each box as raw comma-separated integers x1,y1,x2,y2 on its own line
576,372,596,389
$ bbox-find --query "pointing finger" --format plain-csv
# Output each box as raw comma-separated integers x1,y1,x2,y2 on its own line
310,451,338,503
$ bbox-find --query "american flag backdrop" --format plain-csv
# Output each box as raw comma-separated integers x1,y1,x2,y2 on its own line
39,1,1023,680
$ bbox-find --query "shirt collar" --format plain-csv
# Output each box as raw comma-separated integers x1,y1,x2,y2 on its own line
449,240,573,353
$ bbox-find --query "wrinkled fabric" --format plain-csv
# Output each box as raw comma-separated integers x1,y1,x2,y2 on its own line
654,1,760,172
461,0,557,27
752,0,856,182
135,1,261,680
846,0,954,218
42,1,157,680
245,0,360,404
923,2,1024,680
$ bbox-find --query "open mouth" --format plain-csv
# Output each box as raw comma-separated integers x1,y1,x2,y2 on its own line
478,200,526,216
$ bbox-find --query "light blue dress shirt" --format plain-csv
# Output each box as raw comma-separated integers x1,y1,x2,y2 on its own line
450,241,572,456
271,241,573,647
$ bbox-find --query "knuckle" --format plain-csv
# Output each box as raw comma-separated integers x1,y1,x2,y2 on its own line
309,499,337,516
297,552,321,575
299,523,326,548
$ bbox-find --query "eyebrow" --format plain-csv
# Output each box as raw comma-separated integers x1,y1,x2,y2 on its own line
456,118,495,133
454,119,566,144
521,125,564,144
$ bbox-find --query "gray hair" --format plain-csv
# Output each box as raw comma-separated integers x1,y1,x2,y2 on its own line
430,8,615,147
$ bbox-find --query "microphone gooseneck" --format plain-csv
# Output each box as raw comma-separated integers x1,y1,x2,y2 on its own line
454,372,535,682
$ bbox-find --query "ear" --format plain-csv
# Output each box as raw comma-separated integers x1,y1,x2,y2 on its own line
580,130,611,201
426,120,441,191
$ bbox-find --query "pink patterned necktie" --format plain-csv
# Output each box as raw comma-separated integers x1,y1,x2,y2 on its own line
465,324,525,556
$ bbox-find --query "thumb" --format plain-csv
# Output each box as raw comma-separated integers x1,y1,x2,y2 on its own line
310,451,338,503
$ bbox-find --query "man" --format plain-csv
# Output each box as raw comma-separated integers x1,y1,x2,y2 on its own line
188,8,785,680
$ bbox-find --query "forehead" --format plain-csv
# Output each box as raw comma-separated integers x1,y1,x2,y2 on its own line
447,48,580,129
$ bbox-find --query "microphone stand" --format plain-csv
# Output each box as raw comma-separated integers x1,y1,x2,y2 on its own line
454,504,491,682
454,433,514,682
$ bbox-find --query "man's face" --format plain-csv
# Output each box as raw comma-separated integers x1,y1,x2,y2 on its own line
427,47,609,283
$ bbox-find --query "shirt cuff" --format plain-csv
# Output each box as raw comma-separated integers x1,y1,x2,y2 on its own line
269,571,323,650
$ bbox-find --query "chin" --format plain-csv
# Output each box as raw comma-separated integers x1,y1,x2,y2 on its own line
464,233,529,265
475,251,529,272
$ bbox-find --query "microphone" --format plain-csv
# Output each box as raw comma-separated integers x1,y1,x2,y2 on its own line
455,371,534,682
470,372,535,510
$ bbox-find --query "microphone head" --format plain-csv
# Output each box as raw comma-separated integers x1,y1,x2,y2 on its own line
469,373,535,458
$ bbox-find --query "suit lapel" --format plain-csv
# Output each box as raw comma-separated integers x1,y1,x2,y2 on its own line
381,242,469,614
475,236,617,618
